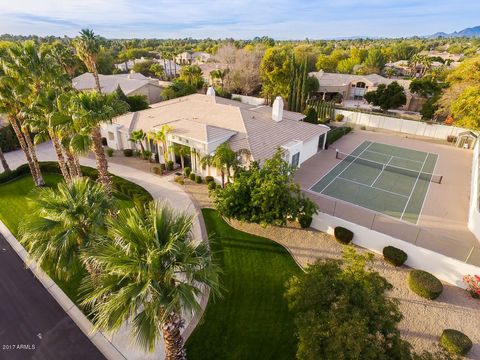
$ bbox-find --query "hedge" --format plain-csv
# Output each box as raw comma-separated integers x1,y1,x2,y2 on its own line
0,161,153,204
440,329,472,355
383,246,408,266
0,125,20,152
334,226,353,244
326,126,352,147
407,270,443,300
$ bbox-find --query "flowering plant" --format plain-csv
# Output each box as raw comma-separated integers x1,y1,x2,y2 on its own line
463,274,480,298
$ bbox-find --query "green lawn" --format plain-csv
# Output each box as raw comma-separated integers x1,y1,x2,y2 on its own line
186,209,301,360
0,173,140,303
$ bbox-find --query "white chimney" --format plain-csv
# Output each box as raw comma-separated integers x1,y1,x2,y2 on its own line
272,96,284,122
206,86,216,97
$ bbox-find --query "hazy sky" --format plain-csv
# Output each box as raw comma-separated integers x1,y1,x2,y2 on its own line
0,0,479,39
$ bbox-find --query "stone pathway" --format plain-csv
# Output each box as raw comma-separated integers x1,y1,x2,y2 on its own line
183,182,480,359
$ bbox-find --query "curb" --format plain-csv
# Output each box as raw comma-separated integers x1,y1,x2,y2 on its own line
0,220,127,360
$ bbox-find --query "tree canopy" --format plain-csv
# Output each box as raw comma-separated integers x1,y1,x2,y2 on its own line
364,81,406,112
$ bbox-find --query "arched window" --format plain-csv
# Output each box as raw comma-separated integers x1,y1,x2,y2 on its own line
356,82,366,88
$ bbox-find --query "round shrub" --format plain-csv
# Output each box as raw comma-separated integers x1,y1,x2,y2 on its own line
205,176,214,183
440,329,472,355
334,226,353,244
407,270,443,300
335,113,345,121
152,166,162,175
189,173,196,181
174,176,184,185
106,148,114,157
184,167,191,177
298,215,313,229
160,163,166,171
123,149,133,157
207,181,217,190
195,175,202,184
383,246,408,266
166,160,174,171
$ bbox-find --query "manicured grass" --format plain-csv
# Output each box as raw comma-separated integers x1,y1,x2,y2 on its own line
0,173,140,303
186,209,301,360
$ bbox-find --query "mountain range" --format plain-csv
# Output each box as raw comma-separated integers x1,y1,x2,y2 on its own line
428,25,480,38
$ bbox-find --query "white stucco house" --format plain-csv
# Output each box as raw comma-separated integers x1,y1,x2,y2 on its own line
72,72,166,104
101,89,329,180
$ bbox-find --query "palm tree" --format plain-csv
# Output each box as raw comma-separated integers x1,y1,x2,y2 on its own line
211,143,250,187
74,29,102,92
0,146,10,173
81,202,221,359
70,91,129,193
200,154,213,176
171,143,190,173
19,177,112,281
148,124,172,166
0,42,46,186
128,129,146,153
210,69,227,90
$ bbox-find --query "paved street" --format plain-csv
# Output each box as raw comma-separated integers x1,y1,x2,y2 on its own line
0,232,105,360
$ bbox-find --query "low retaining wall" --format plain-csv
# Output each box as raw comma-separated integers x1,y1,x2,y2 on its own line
336,109,468,141
311,213,480,287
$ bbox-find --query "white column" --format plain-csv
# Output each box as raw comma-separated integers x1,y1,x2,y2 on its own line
322,134,327,150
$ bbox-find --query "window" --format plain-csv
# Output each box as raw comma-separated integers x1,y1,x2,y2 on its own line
291,152,300,168
108,132,115,141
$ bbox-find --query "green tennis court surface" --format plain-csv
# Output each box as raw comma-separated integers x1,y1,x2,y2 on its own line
310,141,440,224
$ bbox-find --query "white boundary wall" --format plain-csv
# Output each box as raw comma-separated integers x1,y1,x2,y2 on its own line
311,213,480,287
468,141,480,241
336,109,468,140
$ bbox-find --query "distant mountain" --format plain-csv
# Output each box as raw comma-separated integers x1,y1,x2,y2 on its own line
427,26,480,38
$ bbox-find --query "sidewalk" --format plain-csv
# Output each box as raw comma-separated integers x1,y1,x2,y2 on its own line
2,142,208,360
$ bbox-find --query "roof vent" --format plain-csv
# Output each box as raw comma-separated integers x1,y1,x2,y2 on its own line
206,86,216,96
272,96,284,122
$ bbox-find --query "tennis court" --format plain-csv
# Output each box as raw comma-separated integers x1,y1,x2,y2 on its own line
310,140,441,224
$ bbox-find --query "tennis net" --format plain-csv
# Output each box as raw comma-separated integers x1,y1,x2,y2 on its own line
336,150,443,184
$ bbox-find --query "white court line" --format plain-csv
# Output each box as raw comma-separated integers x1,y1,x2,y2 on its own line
415,153,440,225
370,155,393,187
368,148,425,164
336,176,409,198
319,142,373,195
400,152,429,220
309,141,370,191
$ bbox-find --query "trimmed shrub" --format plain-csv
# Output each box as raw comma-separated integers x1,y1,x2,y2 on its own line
166,160,174,171
160,163,166,171
298,215,313,229
106,148,114,157
184,167,191,177
205,176,214,183
195,175,202,184
334,226,353,244
326,126,352,146
335,113,345,121
152,166,162,175
383,246,408,266
174,175,184,185
303,107,318,124
440,329,472,355
207,181,217,190
189,173,196,181
123,149,133,157
142,150,152,160
407,270,443,300
0,125,20,152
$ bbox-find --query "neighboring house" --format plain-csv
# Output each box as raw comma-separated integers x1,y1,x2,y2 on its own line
175,51,212,65
419,50,464,62
198,63,227,86
72,72,165,104
309,71,424,112
114,57,181,78
384,60,445,77
101,90,329,181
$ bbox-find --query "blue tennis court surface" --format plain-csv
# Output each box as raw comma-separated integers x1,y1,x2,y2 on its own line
310,141,440,224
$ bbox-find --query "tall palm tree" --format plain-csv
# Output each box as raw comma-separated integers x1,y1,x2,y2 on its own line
200,154,213,176
70,91,129,193
19,177,112,281
0,42,46,186
211,143,250,187
148,124,172,166
128,129,146,153
81,202,221,359
210,69,227,90
74,29,102,92
0,146,10,173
